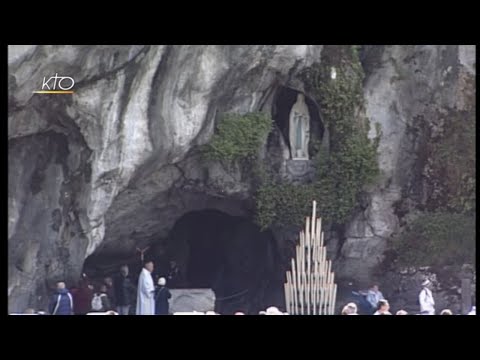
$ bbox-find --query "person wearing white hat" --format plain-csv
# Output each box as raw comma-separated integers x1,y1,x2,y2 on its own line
341,303,358,315
263,306,285,315
419,279,435,315
373,299,392,315
154,277,171,315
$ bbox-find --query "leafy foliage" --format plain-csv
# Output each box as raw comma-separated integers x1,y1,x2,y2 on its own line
255,174,316,230
204,47,380,231
255,46,380,229
391,212,475,266
204,112,273,164
428,109,476,215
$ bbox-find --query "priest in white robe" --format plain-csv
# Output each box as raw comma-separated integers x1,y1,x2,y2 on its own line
136,260,155,315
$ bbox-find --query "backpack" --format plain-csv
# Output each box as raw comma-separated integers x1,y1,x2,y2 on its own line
91,293,104,311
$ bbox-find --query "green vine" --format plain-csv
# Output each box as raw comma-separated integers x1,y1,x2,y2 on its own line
255,45,380,230
390,212,475,267
384,57,475,269
428,108,476,215
308,46,380,224
255,178,316,231
203,112,272,164
203,47,379,231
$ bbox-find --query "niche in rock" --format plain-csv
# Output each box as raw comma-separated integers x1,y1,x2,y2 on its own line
272,87,324,159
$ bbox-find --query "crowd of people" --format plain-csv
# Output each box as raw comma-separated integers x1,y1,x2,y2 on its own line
340,280,476,315
33,261,171,315
170,306,287,315
14,261,476,315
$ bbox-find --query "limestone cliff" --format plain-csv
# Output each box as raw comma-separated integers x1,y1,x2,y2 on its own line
8,45,475,313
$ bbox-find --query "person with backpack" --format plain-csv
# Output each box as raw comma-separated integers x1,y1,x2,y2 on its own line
48,281,73,315
91,285,111,312
154,277,172,315
419,279,435,315
103,277,116,309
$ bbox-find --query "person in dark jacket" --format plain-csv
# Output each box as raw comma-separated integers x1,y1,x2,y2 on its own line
103,276,116,308
155,277,172,315
49,281,73,315
167,260,182,288
113,265,136,315
100,285,113,310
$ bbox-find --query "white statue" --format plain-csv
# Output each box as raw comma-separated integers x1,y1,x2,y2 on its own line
289,93,310,160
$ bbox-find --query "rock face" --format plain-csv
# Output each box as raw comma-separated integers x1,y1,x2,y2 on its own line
8,45,475,313
335,45,476,284
8,45,322,312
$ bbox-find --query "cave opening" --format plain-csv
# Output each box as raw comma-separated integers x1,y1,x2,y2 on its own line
83,208,283,314
164,209,279,314
272,86,324,157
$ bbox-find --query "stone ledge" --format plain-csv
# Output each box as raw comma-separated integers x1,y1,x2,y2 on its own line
169,288,215,314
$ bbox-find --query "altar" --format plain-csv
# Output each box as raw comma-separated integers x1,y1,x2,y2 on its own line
169,288,215,314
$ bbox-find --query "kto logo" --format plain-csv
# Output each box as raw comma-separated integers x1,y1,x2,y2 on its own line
33,73,75,94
